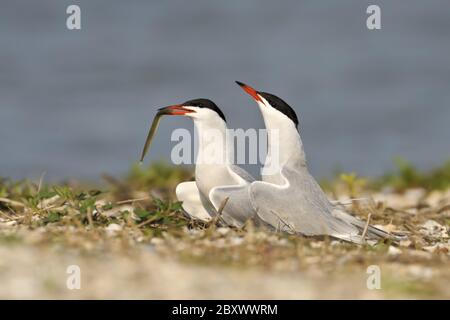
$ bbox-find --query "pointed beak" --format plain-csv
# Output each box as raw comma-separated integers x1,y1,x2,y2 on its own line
158,104,196,116
235,81,263,103
139,103,195,163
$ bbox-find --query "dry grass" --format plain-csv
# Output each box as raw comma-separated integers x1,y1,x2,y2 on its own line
0,162,449,299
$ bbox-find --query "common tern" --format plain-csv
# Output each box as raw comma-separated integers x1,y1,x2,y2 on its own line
236,81,404,243
140,99,256,227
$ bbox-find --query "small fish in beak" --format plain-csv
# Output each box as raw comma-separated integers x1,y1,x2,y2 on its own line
139,104,195,163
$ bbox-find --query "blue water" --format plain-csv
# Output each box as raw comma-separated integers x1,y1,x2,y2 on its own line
1,0,449,181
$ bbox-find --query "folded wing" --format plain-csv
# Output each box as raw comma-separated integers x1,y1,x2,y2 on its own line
249,165,364,243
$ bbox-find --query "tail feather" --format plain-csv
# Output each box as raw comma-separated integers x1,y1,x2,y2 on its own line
331,233,364,245
332,208,407,242
364,223,407,242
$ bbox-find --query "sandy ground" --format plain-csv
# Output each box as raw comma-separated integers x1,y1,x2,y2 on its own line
0,244,368,299
2,241,448,300
1,179,449,299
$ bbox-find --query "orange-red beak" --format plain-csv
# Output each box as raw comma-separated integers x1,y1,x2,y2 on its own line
158,104,196,116
235,81,263,103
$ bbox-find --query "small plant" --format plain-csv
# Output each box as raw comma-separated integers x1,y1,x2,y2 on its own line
127,161,192,191
339,172,367,197
373,157,450,191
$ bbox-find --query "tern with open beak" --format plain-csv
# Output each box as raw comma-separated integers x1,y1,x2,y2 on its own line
140,99,256,227
236,81,405,243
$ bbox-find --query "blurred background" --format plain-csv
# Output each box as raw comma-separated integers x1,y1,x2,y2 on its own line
0,0,449,181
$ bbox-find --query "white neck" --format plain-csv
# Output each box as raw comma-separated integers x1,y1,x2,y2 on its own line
193,116,237,196
193,117,231,166
260,106,307,183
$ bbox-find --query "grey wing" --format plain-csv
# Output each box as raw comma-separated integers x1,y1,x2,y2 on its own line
249,165,362,242
209,184,256,228
229,165,256,183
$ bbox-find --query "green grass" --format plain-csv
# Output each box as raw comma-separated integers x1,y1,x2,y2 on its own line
323,157,450,193
373,157,450,191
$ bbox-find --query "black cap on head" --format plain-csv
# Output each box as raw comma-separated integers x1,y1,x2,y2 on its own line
258,92,299,127
183,98,226,122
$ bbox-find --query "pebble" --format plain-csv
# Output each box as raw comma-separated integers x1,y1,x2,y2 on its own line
388,246,402,256
420,220,448,239
105,223,122,236
216,227,229,236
